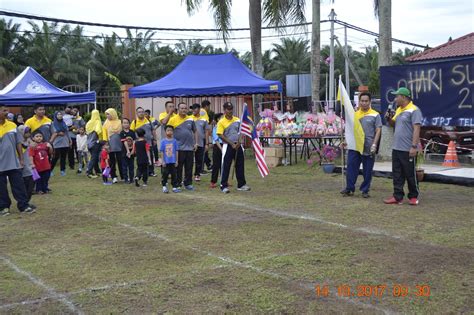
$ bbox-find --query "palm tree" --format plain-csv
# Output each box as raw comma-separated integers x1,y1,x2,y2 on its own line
374,0,391,67
266,38,310,83
0,19,21,86
182,1,306,74
311,0,321,102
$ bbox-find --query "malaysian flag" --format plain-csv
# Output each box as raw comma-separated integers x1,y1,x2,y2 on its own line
240,104,269,177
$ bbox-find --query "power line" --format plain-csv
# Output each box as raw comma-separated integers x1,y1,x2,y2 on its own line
0,9,427,48
0,9,321,32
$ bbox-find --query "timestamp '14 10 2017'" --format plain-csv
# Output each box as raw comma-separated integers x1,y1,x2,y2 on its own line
315,284,431,298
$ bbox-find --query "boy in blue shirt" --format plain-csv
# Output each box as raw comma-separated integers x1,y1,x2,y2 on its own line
160,125,180,193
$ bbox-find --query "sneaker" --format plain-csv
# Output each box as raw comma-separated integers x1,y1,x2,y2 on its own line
103,182,112,185
172,187,182,193
149,173,157,177
87,174,98,179
210,182,217,189
362,192,370,198
340,189,354,197
408,198,419,206
134,177,140,187
112,177,118,184
185,185,194,191
60,170,66,176
237,185,251,191
142,183,148,187
222,187,230,194
29,203,37,209
0,208,10,216
22,206,36,214
162,186,169,193
194,176,201,182
383,196,403,205
77,169,82,174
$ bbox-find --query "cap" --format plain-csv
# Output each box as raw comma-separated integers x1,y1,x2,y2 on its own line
391,87,411,97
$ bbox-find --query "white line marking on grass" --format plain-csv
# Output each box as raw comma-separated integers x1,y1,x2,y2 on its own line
85,213,395,314
0,255,83,314
0,265,229,311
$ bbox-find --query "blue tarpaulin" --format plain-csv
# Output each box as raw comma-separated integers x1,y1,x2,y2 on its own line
129,53,282,98
0,67,96,105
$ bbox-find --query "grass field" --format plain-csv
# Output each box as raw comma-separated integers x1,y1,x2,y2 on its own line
1,159,473,314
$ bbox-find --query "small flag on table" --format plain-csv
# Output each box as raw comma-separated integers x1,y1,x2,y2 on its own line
240,104,269,177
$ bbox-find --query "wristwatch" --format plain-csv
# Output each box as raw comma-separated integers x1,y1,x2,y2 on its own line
411,144,418,149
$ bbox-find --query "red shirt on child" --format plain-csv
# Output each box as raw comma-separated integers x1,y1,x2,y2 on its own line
100,149,109,169
29,143,51,172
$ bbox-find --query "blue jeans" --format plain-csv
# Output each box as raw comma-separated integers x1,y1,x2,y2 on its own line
87,143,101,175
122,154,135,181
345,150,375,193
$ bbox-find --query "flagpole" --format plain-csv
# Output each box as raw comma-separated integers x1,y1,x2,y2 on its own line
339,76,346,190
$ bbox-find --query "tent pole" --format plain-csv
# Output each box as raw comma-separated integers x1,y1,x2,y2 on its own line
280,92,283,111
87,68,91,113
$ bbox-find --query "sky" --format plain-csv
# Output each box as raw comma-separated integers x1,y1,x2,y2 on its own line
1,0,473,53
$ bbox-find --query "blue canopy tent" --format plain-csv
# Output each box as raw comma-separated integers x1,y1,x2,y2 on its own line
0,66,96,105
129,53,282,98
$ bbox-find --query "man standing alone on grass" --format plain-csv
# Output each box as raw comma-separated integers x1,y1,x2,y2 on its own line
191,103,208,182
341,92,382,198
383,87,423,206
217,102,250,194
0,105,35,215
168,103,198,191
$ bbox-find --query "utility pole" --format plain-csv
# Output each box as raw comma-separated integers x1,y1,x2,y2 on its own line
329,9,337,108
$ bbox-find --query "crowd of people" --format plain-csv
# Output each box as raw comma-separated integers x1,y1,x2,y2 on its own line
1,87,422,215
0,100,251,216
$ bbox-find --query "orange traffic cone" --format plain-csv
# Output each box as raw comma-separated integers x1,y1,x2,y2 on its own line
442,141,460,167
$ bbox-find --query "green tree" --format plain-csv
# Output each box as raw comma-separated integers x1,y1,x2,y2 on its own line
266,38,310,83
0,19,22,86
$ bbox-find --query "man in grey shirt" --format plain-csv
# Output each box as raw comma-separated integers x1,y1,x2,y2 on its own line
341,92,382,198
191,103,208,182
168,103,198,190
384,87,423,206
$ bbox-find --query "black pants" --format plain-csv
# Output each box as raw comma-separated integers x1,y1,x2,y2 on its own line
68,138,77,169
162,164,178,187
109,151,124,180
23,175,34,202
220,144,246,189
122,154,135,182
51,147,69,172
101,168,109,183
194,146,205,176
36,170,51,193
87,143,101,175
149,146,156,175
392,149,419,200
177,150,194,186
211,144,222,183
0,169,29,211
204,150,212,169
136,163,148,184
152,143,159,162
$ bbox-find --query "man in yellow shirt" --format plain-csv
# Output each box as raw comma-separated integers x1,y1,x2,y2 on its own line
159,101,176,140
1,105,35,215
201,100,212,172
168,103,198,190
24,104,53,142
217,102,250,193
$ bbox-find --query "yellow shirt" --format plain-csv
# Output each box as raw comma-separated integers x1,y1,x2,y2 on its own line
0,120,17,137
130,117,151,131
159,112,176,124
24,115,52,132
200,108,209,122
168,114,194,128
